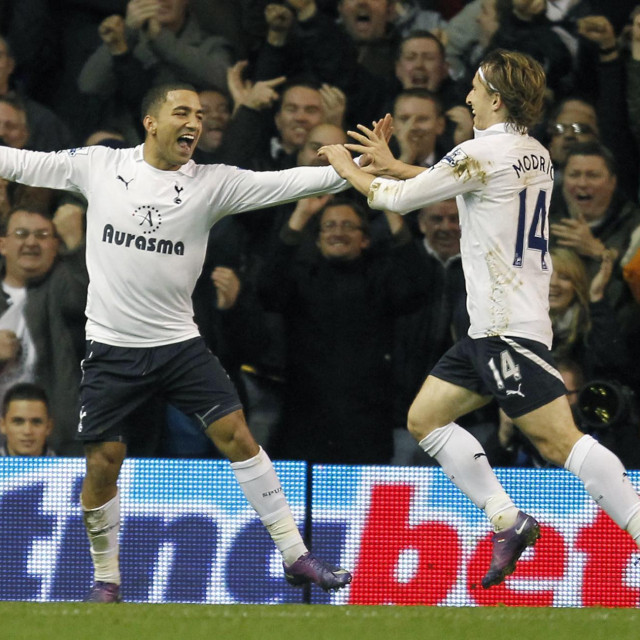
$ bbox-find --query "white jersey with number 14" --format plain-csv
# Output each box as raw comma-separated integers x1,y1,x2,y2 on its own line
368,123,555,348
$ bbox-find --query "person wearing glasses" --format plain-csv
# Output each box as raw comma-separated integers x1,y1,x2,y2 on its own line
547,98,599,180
0,201,87,456
258,196,426,465
319,49,640,589
549,140,640,369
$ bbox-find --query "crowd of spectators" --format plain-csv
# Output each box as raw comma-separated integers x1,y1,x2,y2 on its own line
1,0,640,467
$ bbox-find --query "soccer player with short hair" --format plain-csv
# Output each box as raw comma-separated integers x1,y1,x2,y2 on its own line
319,49,640,588
0,82,353,602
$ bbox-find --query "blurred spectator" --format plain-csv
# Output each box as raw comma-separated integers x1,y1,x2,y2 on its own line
551,142,640,280
269,82,325,167
392,0,448,36
334,0,402,80
395,30,459,96
219,70,325,171
0,96,65,214
574,13,639,199
250,0,397,129
393,31,471,149
550,141,640,371
0,382,56,456
546,97,599,186
445,0,575,100
444,0,484,79
192,88,232,163
0,96,29,150
0,202,88,455
392,89,449,167
0,35,73,152
488,0,574,100
258,197,427,464
549,247,631,382
296,123,349,167
78,0,234,142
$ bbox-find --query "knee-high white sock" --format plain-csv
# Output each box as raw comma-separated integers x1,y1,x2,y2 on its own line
231,447,308,565
420,423,518,531
565,434,640,542
82,491,121,585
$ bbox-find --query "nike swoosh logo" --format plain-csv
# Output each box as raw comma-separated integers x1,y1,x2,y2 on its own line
515,518,529,535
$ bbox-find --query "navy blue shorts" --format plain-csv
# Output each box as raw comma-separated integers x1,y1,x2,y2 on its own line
77,337,243,443
430,335,567,418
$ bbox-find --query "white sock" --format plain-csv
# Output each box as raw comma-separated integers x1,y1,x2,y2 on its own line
565,434,640,538
82,491,121,585
231,447,308,565
419,423,518,531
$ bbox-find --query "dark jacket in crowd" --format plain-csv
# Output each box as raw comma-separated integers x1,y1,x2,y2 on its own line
258,226,427,465
0,246,88,455
392,242,468,429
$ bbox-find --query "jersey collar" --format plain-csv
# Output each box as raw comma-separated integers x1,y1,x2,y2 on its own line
136,144,198,177
473,122,521,138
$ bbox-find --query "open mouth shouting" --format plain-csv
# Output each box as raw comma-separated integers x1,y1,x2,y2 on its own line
177,132,196,154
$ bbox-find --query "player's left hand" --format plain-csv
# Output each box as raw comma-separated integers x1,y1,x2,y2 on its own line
317,144,355,179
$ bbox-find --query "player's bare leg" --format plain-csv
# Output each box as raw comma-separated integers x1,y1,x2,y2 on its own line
206,409,352,591
408,375,539,587
81,441,126,603
515,396,640,547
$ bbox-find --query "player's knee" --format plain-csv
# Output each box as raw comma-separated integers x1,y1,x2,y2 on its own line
84,443,124,489
206,410,258,459
529,434,572,467
407,403,431,441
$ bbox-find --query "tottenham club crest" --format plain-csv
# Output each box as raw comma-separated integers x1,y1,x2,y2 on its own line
132,205,162,234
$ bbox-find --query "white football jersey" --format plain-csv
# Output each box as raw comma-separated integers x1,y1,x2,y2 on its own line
0,145,348,347
369,123,555,347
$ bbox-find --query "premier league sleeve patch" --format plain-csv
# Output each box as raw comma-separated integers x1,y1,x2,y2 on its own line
440,147,468,167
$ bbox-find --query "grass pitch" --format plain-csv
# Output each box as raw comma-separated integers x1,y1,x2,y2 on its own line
1,603,637,640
